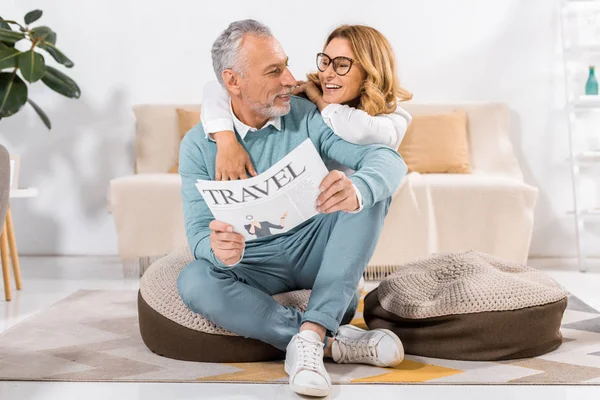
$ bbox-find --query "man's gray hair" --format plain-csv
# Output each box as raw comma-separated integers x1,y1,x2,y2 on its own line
211,19,273,85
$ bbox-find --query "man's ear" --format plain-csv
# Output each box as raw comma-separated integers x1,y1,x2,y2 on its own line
222,69,242,96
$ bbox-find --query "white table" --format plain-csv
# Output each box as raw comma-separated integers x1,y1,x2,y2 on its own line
2,188,38,301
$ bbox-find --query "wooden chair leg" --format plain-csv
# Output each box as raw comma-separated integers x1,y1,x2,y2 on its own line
6,205,22,290
1,221,11,302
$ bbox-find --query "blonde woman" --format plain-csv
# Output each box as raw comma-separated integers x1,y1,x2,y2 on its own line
201,24,413,180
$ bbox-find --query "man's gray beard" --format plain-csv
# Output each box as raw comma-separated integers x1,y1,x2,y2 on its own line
242,93,291,119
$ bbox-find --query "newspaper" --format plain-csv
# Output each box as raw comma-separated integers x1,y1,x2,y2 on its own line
196,138,329,240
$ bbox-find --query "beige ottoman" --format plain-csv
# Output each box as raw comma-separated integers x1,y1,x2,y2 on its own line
138,247,310,362
364,251,569,361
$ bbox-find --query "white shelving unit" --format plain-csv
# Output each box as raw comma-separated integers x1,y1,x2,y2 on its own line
559,0,600,272
573,150,600,162
569,95,600,109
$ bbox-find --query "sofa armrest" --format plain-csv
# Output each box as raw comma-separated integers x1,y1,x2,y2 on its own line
108,173,188,260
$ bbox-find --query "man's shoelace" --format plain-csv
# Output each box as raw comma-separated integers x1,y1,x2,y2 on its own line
337,338,378,363
297,337,322,372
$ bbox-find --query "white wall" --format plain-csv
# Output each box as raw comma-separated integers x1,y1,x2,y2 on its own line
0,0,594,257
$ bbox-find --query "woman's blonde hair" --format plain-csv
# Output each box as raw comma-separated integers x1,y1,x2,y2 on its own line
307,25,412,116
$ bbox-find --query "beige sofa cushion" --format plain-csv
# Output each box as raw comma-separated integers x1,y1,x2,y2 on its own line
133,104,201,174
168,108,201,173
401,103,521,179
398,110,471,173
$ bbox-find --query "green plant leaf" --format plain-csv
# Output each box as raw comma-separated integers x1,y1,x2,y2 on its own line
0,72,28,118
0,28,25,44
41,66,80,98
0,41,15,49
1,19,17,48
0,18,10,30
24,10,43,25
0,19,23,31
38,41,73,68
30,26,52,42
18,50,46,83
0,47,20,70
27,98,51,129
44,31,56,46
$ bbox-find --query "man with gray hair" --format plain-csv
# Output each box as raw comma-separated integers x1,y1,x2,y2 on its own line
177,19,407,397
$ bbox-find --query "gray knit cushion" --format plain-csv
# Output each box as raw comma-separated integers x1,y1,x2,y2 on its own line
378,250,568,318
364,251,569,361
140,246,310,335
137,247,310,362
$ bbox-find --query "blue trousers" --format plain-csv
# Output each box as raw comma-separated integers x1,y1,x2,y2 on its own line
177,197,391,350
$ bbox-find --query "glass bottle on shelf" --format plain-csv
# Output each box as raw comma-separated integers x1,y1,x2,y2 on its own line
585,66,598,95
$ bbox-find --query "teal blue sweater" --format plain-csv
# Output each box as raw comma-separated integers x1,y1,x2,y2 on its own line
179,96,407,266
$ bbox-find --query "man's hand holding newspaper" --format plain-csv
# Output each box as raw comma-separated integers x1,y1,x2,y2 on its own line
197,139,360,265
209,220,246,266
316,170,359,214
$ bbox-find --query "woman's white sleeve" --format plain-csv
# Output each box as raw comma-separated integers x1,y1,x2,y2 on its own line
201,80,234,139
320,103,412,149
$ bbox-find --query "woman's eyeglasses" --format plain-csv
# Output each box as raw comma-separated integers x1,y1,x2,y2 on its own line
316,53,358,76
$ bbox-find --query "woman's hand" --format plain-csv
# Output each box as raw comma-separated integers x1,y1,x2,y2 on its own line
214,131,257,180
293,81,328,111
293,80,320,102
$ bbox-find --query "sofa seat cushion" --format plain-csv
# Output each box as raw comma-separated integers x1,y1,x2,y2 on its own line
138,247,310,362
363,250,568,361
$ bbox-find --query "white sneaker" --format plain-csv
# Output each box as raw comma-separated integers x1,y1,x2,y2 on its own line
332,325,404,367
285,330,331,397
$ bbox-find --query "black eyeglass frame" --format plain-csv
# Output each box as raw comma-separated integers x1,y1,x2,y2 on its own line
316,52,358,76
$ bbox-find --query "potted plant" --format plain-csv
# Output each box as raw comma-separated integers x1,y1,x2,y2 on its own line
0,9,80,130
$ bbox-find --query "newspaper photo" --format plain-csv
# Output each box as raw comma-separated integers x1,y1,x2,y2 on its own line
195,138,330,240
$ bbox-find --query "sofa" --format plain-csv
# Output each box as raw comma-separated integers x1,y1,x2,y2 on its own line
108,102,538,278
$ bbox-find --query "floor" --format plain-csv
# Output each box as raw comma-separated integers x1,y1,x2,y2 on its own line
0,256,599,400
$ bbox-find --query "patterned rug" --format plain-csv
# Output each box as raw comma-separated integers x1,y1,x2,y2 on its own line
0,289,600,384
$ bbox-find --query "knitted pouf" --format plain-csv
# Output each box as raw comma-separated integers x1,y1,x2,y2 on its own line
363,250,569,361
138,247,310,362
